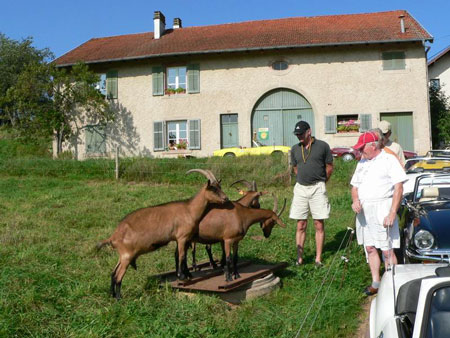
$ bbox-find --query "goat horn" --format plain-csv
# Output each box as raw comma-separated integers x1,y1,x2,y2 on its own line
271,193,278,213
252,180,257,191
277,198,287,217
230,179,253,190
186,169,217,183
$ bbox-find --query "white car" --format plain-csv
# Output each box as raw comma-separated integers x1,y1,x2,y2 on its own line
369,263,450,338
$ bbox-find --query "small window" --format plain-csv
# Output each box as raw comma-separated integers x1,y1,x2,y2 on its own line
167,121,188,149
430,79,440,89
337,115,360,133
382,52,406,70
95,74,107,96
272,61,289,71
166,67,187,94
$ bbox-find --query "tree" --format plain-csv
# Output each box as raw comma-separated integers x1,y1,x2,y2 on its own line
429,84,450,148
0,34,53,125
10,62,114,155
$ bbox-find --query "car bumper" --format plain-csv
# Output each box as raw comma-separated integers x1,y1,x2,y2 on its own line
405,248,450,263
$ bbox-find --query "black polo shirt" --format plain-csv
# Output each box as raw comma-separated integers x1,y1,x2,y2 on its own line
290,138,333,185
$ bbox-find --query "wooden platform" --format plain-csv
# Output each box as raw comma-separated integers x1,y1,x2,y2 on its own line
156,261,288,293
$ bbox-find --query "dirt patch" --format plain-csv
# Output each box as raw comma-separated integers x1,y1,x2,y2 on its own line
354,295,374,338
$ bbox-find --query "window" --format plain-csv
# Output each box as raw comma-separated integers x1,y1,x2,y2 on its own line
325,114,371,134
382,51,406,70
95,72,117,99
166,67,186,94
152,64,200,96
337,115,359,133
430,79,440,89
272,61,289,71
153,120,201,151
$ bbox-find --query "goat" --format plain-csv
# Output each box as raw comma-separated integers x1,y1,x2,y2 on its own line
191,194,286,282
96,169,228,299
191,179,265,270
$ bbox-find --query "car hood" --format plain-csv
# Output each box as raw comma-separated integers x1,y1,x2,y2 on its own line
419,203,450,247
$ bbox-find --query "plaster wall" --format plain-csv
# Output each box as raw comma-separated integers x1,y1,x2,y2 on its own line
429,52,450,99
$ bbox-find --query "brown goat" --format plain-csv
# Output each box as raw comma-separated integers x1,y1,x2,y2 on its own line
191,179,265,270
191,196,286,282
97,169,228,299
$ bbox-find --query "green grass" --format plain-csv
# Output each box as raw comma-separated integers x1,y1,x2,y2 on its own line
0,133,368,337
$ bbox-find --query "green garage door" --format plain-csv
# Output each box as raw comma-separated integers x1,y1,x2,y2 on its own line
252,89,314,147
380,112,414,152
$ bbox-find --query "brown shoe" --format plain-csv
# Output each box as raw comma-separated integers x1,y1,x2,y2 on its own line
363,286,378,296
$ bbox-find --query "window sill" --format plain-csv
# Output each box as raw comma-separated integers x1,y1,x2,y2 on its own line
333,133,361,137
160,150,195,158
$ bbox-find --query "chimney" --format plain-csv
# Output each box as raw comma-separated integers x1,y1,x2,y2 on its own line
154,11,166,39
173,18,182,29
399,15,405,34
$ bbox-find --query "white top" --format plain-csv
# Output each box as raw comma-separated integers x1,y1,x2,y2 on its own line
350,150,407,202
385,140,405,166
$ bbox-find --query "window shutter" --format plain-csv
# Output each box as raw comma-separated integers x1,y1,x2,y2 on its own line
86,126,106,154
153,121,165,151
187,64,200,94
152,66,164,96
188,119,201,149
324,115,337,134
106,71,118,99
382,52,405,70
359,114,372,132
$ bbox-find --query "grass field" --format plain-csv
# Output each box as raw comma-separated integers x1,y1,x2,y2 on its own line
0,135,370,337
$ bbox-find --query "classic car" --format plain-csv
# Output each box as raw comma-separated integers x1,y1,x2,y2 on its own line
331,147,417,162
213,140,290,157
397,173,450,264
369,263,450,338
403,158,450,195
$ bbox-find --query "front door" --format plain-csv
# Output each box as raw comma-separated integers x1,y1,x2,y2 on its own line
380,112,414,151
221,114,239,148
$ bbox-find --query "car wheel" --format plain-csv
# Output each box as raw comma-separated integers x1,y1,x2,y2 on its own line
342,153,355,162
224,152,236,157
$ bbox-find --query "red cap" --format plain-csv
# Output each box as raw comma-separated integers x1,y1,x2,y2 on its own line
352,131,379,150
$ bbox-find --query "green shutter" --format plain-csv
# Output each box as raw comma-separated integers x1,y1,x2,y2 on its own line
359,114,372,132
188,119,201,149
382,52,405,70
187,64,200,94
153,121,165,151
152,66,164,96
324,115,337,134
85,126,106,154
106,71,118,99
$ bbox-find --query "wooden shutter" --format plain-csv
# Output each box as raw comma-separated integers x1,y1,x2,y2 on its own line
187,64,200,94
153,121,165,151
188,119,201,149
324,115,337,134
359,114,372,132
152,66,164,96
382,52,405,70
106,71,118,99
85,126,106,154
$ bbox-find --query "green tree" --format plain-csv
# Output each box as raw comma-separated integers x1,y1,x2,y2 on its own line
0,34,53,125
10,62,114,155
429,84,450,148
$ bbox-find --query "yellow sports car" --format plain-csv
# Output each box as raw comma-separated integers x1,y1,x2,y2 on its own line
213,140,290,157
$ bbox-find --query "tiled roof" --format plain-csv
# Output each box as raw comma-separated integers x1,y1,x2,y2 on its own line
428,46,450,66
54,10,432,66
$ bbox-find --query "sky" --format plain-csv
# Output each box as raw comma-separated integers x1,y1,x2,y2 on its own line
1,0,449,61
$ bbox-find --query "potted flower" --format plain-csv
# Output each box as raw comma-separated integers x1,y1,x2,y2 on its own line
165,87,186,96
176,140,188,150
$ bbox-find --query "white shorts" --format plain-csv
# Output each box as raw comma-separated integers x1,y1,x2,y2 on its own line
289,182,330,220
355,198,400,251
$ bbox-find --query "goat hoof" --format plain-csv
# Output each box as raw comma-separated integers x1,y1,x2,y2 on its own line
225,275,233,282
233,273,241,280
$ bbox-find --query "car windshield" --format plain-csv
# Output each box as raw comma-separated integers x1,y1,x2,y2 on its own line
425,150,450,158
412,173,450,203
252,140,265,147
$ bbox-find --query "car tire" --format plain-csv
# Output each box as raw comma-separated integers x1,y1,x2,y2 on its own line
342,153,355,162
224,152,236,157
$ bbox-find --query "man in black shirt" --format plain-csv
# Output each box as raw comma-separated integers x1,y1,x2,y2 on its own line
289,121,333,266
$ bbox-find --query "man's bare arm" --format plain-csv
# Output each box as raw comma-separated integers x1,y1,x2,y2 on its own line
326,163,333,182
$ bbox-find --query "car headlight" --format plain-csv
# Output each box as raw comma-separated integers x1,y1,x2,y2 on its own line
414,230,435,249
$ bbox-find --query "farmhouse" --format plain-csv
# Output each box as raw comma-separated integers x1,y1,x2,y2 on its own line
54,10,433,159
428,46,450,98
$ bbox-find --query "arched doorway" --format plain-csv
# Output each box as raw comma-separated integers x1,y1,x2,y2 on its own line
251,88,314,147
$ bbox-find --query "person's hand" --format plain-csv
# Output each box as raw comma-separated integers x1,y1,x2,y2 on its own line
383,211,396,228
352,199,362,213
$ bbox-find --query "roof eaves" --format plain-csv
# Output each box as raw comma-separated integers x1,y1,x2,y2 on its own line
428,46,450,66
55,38,430,68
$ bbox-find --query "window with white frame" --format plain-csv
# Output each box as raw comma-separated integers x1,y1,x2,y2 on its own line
167,121,188,148
167,67,187,92
153,120,201,151
325,114,372,134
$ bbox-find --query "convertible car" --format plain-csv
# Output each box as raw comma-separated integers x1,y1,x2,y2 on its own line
369,263,450,338
213,140,290,157
398,173,450,264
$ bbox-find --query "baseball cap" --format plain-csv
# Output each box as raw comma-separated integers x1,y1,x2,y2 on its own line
379,120,391,134
352,131,379,150
293,121,310,135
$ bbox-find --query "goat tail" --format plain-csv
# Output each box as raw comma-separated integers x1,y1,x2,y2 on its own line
96,238,112,251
